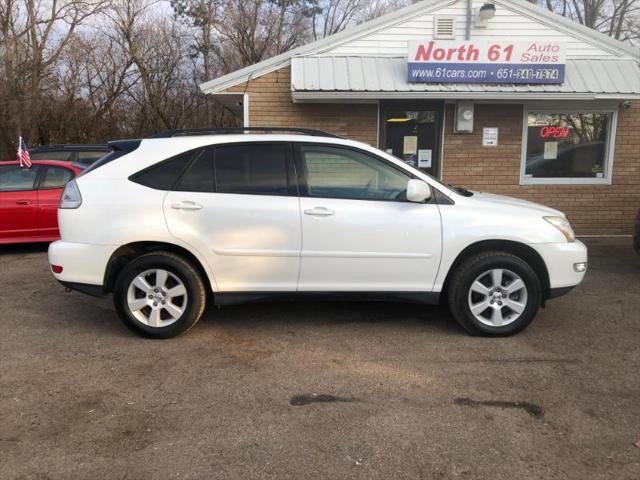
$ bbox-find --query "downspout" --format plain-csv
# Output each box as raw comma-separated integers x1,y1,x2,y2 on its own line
465,0,472,40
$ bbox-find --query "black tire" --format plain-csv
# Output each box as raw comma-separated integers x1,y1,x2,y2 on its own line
113,251,207,339
447,251,542,336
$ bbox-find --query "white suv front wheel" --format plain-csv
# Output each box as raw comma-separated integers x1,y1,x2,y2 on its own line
113,252,206,338
447,251,542,336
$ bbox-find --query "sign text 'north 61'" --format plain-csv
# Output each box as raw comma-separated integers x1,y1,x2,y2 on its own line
407,40,566,84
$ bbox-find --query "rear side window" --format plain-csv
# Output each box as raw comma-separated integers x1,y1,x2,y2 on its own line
40,166,75,189
132,151,193,190
0,165,40,191
176,150,214,192
214,144,288,195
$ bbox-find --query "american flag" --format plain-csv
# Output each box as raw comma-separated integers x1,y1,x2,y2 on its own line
17,136,32,168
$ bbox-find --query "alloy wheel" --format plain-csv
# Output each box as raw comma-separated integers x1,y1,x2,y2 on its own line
467,268,528,327
126,269,188,327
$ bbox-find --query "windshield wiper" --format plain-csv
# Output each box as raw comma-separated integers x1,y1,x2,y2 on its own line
448,184,474,197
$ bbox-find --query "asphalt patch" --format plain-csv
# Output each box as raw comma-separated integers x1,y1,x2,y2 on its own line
454,397,544,420
289,393,357,406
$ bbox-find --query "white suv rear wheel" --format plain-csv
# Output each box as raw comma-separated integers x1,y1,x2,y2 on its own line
126,268,189,328
113,252,206,338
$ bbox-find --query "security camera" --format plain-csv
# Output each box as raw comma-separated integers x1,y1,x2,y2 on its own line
475,3,496,27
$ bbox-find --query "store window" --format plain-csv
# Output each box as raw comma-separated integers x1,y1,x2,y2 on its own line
522,110,616,184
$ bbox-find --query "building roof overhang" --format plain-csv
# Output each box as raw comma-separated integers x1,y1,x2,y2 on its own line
292,91,640,102
290,56,640,101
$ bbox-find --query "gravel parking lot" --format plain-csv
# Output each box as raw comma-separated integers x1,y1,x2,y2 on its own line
1,239,639,480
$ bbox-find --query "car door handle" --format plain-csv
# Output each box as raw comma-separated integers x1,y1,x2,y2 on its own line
15,200,31,205
304,207,335,217
171,201,203,211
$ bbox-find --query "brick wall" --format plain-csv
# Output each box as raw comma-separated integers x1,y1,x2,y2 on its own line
442,103,640,235
227,67,378,145
223,66,640,235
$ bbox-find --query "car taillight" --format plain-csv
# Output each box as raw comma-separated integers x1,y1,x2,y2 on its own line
59,180,82,209
51,265,63,274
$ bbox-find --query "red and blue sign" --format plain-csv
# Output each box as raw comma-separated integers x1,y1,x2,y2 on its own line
407,40,565,84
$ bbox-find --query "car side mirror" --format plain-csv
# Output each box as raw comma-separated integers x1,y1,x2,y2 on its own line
406,179,432,203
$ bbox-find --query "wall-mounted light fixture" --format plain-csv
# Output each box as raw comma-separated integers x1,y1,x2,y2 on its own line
475,3,496,28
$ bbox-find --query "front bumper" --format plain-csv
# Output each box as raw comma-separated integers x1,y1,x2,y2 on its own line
48,241,118,291
530,239,588,289
548,285,576,299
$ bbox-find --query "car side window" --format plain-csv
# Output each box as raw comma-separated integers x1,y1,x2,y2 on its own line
0,165,40,192
176,150,214,192
40,166,75,189
300,145,410,201
214,144,288,196
131,151,194,190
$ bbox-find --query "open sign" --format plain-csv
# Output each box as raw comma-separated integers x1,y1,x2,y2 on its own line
539,126,570,139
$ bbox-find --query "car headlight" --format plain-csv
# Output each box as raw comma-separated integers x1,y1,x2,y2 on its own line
544,216,575,242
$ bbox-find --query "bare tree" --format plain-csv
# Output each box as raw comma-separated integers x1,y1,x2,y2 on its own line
171,0,220,81
360,0,411,22
203,0,317,69
108,0,186,131
0,0,108,154
311,0,363,40
48,32,136,141
535,0,640,43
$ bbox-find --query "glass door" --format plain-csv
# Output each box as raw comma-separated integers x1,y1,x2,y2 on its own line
381,102,443,178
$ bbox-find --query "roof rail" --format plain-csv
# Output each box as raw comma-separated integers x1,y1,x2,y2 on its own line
147,127,341,139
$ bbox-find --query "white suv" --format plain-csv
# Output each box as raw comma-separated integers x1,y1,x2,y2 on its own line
48,128,587,338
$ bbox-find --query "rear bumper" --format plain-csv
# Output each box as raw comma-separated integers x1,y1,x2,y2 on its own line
58,280,106,297
530,239,588,290
48,241,117,290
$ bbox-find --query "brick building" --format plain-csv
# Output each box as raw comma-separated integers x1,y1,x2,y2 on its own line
200,0,640,235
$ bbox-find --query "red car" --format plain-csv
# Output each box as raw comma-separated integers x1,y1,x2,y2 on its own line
0,160,82,244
